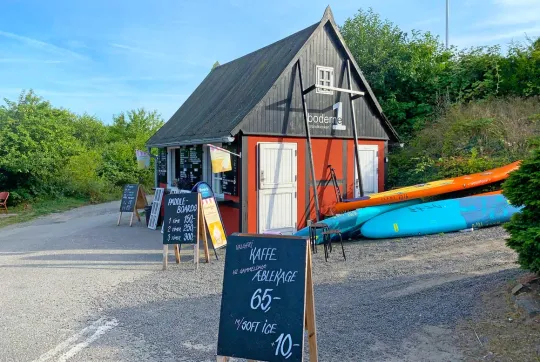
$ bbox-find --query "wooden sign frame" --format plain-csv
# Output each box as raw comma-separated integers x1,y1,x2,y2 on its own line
162,193,210,270
148,187,164,230
117,184,147,226
216,234,318,362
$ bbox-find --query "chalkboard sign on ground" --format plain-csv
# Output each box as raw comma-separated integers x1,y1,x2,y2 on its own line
162,192,199,245
117,184,146,226
216,233,318,362
161,192,210,270
120,184,138,212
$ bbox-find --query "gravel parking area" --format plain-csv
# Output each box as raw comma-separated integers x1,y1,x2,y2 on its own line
0,200,523,361
87,226,522,361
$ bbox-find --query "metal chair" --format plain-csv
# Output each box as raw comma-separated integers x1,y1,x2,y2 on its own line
308,222,328,253
321,229,346,262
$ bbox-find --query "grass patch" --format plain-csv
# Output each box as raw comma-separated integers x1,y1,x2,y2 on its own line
0,197,94,228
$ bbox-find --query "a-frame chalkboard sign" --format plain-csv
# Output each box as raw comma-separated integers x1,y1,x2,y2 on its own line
216,233,318,362
162,192,210,270
117,184,147,226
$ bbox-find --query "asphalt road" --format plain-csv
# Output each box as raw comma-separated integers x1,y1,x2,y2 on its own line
0,200,523,361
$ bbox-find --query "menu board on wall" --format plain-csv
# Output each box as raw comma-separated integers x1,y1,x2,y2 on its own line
177,145,203,190
221,143,239,196
157,148,167,184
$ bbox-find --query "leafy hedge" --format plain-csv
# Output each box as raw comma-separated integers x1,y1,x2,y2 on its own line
503,145,540,273
0,91,163,204
342,8,540,141
388,97,540,188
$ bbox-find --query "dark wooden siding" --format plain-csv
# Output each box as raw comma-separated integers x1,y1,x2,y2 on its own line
238,23,389,140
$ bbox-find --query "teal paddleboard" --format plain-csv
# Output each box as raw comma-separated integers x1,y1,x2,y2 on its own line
361,194,522,239
294,199,421,244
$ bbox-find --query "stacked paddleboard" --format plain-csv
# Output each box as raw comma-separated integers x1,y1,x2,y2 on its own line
294,200,421,244
360,193,522,239
295,161,521,242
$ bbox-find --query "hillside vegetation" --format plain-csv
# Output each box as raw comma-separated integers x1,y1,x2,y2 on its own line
0,91,162,205
341,8,540,188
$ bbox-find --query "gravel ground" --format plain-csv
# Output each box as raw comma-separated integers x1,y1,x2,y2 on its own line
86,226,522,361
0,200,524,361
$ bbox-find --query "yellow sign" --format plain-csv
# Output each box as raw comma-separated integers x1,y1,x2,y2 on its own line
201,198,227,249
209,146,232,173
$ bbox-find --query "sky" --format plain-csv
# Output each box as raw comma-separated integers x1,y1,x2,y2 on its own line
1,0,539,123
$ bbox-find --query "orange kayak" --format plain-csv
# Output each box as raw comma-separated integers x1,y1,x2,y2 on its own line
473,190,503,196
334,161,520,213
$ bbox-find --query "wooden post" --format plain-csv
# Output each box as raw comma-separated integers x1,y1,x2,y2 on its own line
117,212,122,226
162,245,168,270
347,59,364,197
174,244,180,264
201,203,210,263
298,60,321,222
129,210,135,227
305,248,318,361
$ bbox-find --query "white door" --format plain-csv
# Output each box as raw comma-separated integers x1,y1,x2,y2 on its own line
354,145,379,197
258,142,297,234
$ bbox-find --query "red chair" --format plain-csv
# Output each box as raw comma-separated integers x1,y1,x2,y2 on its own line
0,192,9,214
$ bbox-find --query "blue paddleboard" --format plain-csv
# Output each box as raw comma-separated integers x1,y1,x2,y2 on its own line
360,194,522,239
294,199,421,244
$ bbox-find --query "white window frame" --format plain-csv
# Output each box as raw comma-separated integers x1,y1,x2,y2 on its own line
316,65,334,95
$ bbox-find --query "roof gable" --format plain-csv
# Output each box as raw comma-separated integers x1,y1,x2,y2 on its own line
146,23,318,147
147,6,399,147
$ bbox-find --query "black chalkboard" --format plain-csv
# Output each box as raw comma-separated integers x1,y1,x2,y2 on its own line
157,148,167,184
175,146,203,190
221,143,238,196
217,234,308,362
162,193,199,245
120,184,138,212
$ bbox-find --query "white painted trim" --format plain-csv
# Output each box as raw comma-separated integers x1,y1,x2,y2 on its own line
257,142,298,234
354,144,379,197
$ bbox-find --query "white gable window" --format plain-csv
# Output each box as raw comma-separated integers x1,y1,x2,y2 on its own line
316,65,334,94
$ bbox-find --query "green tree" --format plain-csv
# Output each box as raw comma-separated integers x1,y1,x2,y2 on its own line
99,109,164,188
0,91,82,200
341,8,451,139
503,144,540,273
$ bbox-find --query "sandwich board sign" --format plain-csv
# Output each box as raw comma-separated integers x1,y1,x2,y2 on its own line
192,181,227,250
216,233,318,362
161,192,209,270
148,187,164,230
117,184,147,226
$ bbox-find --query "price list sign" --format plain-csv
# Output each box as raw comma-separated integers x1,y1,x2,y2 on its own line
178,146,203,189
120,184,138,212
162,193,199,245
217,234,312,362
157,149,167,183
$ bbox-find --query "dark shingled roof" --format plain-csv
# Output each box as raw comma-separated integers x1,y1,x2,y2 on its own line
147,23,319,147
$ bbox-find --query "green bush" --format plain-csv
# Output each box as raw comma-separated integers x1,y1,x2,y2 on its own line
388,97,540,188
503,144,540,273
0,91,162,206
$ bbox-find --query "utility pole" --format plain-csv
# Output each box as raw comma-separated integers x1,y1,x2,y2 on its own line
446,0,449,49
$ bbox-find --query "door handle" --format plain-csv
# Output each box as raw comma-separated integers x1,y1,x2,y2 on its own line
260,170,265,182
